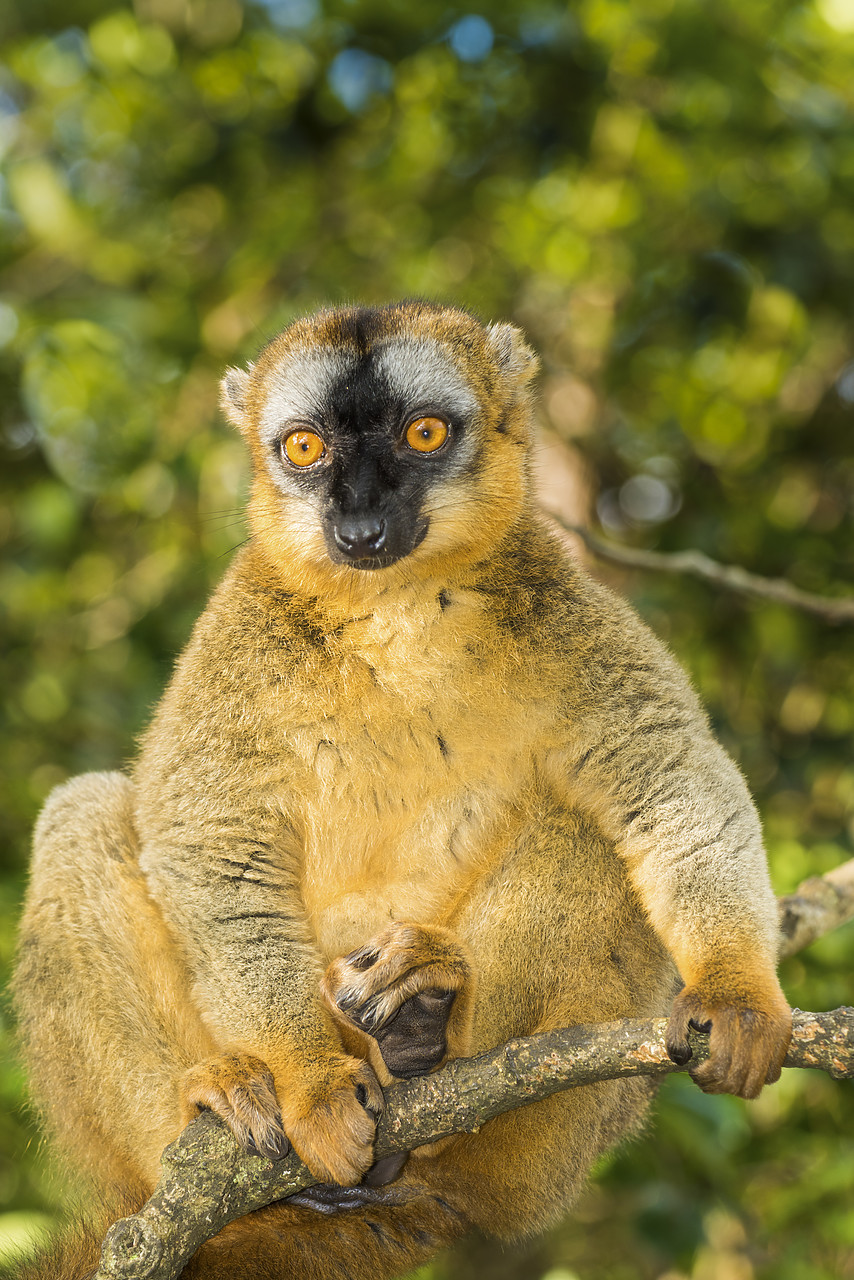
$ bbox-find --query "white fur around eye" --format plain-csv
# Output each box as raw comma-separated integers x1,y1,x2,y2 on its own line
376,339,479,423
258,347,356,449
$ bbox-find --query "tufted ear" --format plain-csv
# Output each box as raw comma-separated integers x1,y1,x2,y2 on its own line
485,323,539,386
219,364,253,432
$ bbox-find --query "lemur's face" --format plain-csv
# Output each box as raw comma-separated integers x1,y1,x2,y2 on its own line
222,304,538,594
253,337,480,571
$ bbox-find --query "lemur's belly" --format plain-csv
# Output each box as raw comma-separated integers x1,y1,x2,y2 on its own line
300,783,524,961
287,683,546,960
309,885,448,960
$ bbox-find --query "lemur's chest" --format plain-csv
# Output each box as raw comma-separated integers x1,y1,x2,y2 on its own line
266,594,552,958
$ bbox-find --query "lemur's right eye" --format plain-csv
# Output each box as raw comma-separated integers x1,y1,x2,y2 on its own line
283,430,326,467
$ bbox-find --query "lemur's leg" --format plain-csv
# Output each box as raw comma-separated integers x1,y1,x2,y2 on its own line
14,772,313,1187
14,772,219,1191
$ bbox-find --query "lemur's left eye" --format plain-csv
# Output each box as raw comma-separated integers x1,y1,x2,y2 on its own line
405,417,449,454
283,430,326,467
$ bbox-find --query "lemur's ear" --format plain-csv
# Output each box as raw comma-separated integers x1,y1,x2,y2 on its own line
485,323,539,386
220,364,253,431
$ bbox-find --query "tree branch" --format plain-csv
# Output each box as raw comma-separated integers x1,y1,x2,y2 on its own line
778,858,854,958
95,859,854,1280
550,517,854,625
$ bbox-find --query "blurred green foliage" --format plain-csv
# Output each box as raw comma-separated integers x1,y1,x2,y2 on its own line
0,0,853,1275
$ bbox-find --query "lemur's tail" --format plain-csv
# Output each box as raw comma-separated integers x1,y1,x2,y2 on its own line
1,1190,143,1280
3,1182,468,1280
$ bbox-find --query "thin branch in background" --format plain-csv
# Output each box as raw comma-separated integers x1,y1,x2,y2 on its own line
548,515,854,625
94,858,854,1280
778,858,854,958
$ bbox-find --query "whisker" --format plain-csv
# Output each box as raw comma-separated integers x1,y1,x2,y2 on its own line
217,537,252,560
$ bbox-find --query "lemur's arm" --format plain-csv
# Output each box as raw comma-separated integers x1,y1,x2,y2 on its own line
550,580,791,1098
133,612,383,1185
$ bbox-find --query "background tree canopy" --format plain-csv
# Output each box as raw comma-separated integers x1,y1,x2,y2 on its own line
0,0,852,1276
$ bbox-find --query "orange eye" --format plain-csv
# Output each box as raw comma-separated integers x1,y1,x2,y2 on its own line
283,430,325,467
405,417,449,453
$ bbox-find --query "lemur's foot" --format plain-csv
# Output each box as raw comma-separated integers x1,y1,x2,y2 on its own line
322,923,471,1079
180,1053,289,1161
288,1164,412,1215
277,1053,384,1185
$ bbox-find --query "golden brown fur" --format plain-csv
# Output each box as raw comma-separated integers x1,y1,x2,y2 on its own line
13,302,790,1278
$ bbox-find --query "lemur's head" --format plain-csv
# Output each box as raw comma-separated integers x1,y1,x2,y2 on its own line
221,302,538,598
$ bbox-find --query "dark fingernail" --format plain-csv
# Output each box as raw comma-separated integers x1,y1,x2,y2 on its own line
346,947,379,972
667,1042,693,1066
356,1083,367,1107
266,1130,290,1161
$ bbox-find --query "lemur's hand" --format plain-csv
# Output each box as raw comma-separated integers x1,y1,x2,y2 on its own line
180,1054,290,1161
180,1049,384,1184
666,976,792,1099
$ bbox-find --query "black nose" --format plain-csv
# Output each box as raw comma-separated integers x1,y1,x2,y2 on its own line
333,516,387,560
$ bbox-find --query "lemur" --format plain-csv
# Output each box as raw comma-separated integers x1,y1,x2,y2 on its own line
13,301,791,1279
